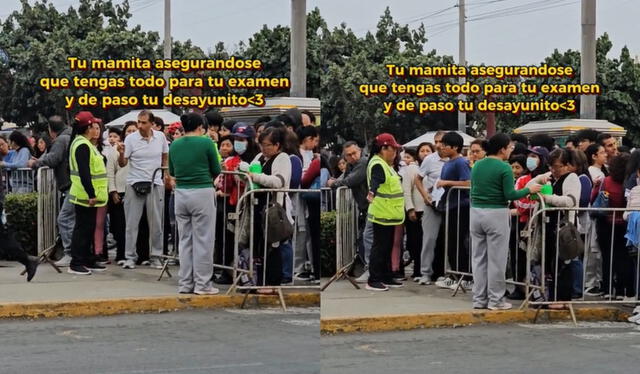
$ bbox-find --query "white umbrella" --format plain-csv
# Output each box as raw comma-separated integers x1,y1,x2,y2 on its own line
102,109,180,128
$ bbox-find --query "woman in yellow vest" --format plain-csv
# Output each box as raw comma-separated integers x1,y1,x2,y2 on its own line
366,133,405,291
67,111,108,275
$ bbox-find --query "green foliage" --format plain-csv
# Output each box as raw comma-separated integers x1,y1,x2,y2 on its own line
320,211,336,277
3,192,38,256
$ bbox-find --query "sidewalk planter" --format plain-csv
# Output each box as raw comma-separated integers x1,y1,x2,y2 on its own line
3,192,38,256
321,211,337,277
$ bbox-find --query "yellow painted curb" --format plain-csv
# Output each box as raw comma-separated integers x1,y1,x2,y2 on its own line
0,292,319,320
321,307,627,334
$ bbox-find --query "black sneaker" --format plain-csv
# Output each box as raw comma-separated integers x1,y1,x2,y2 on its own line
365,282,389,292
68,265,91,275
26,257,39,282
383,279,404,288
294,272,312,281
585,286,604,296
86,263,107,272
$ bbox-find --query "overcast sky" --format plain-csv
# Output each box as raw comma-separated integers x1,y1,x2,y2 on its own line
3,0,639,65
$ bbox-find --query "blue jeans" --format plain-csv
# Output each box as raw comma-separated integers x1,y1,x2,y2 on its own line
281,239,293,281
57,191,75,255
569,259,584,296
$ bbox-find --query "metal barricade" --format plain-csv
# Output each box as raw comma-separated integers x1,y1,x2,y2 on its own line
443,186,472,295
211,170,254,279
227,188,321,311
523,203,640,325
444,185,538,296
21,167,62,273
321,186,360,291
2,168,36,193
321,187,336,212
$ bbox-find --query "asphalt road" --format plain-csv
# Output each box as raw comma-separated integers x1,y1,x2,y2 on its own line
0,307,319,374
322,321,640,374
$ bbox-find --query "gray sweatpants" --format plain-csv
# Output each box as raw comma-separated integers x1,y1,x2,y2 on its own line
175,188,216,293
470,207,511,308
57,191,75,255
420,205,442,278
124,184,164,262
584,222,603,289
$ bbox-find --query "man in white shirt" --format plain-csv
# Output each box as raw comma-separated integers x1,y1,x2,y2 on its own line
414,130,448,286
117,110,169,269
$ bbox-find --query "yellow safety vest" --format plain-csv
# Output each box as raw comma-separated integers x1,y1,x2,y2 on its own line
69,135,108,207
366,154,405,225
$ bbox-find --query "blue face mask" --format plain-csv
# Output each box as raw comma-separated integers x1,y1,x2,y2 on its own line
234,140,247,155
526,157,538,171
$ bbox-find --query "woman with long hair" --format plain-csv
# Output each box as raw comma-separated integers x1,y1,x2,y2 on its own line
0,130,34,193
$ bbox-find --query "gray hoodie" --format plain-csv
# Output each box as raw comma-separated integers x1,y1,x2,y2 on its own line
35,127,72,191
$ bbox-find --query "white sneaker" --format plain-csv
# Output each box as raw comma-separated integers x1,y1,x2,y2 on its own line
488,302,513,311
355,270,369,284
195,288,220,295
149,258,164,269
418,276,433,285
55,254,72,267
116,259,126,266
413,276,421,283
628,313,640,324
460,280,474,291
435,277,456,289
122,260,136,269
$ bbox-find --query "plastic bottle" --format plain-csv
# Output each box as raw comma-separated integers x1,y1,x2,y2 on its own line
248,161,262,189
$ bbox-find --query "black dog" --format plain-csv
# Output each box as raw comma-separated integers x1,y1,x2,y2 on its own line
0,224,38,281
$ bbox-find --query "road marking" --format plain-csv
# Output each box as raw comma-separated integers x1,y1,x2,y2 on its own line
572,332,640,341
100,363,264,374
354,344,387,354
280,319,320,327
224,307,319,315
518,321,633,330
57,330,92,339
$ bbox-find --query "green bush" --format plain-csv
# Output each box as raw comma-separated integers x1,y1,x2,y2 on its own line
3,192,38,256
320,211,336,277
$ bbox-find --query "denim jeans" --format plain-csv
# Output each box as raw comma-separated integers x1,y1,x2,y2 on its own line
57,191,76,255
281,239,293,281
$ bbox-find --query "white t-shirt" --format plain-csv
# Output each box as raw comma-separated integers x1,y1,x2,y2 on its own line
419,151,447,191
124,129,169,185
588,165,605,183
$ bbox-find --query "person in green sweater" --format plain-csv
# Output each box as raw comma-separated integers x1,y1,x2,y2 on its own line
169,113,221,295
470,133,542,310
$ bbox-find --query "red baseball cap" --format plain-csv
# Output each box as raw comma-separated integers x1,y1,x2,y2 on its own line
74,111,101,129
375,133,401,148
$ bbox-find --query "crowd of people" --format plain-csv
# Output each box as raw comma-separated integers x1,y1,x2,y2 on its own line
0,108,323,295
330,129,640,313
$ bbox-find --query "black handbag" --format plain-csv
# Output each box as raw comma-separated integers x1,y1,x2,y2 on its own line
264,196,293,244
132,181,152,196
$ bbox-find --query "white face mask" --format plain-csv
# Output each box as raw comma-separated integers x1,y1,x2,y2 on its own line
526,157,539,171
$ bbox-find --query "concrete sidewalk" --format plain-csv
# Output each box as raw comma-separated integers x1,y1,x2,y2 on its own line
0,261,319,319
320,278,631,334
321,276,483,319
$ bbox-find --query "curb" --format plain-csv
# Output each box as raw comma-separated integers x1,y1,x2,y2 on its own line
321,307,629,334
0,292,320,320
